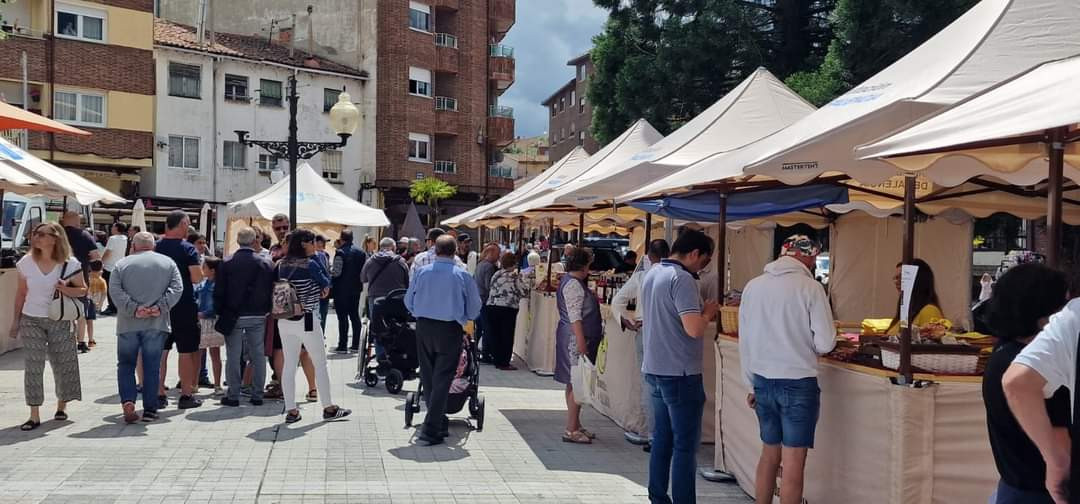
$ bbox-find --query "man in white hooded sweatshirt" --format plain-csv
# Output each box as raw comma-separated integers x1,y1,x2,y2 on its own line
739,235,835,504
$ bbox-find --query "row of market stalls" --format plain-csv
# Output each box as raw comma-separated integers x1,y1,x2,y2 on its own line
444,0,1080,501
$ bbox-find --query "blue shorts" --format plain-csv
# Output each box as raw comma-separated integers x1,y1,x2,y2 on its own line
752,374,820,448
82,297,97,321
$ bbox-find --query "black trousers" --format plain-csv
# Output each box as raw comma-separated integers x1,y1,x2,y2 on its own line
486,305,518,367
102,270,115,313
477,306,493,361
335,292,362,350
416,317,464,439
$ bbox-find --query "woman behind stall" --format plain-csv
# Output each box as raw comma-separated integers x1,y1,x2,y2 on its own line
486,251,531,371
553,246,602,444
887,258,944,334
980,263,1069,503
10,222,87,431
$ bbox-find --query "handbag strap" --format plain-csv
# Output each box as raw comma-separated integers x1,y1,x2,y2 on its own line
368,255,398,285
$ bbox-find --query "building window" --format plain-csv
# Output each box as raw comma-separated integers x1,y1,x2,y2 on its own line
322,151,342,181
434,160,456,174
408,133,431,162
168,135,200,170
578,131,585,146
408,67,432,97
323,88,341,112
56,3,105,43
257,153,279,172
408,1,431,32
559,96,565,112
580,96,586,113
560,127,565,142
224,74,249,101
577,64,586,81
550,105,556,117
53,90,105,127
259,79,283,107
571,90,576,108
168,62,201,99
223,140,246,169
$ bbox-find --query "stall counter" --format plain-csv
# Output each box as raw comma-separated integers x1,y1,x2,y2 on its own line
713,335,995,504
0,269,21,354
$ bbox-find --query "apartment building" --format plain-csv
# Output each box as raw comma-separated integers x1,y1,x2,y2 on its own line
148,20,370,241
543,52,598,164
0,0,155,199
156,0,517,228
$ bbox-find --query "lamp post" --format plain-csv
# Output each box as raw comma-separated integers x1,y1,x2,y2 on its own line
235,74,360,230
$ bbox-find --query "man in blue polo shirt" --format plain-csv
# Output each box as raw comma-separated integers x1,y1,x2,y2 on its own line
404,234,482,446
640,229,719,504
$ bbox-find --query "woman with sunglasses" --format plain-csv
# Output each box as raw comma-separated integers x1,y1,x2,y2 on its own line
275,229,351,424
10,222,87,431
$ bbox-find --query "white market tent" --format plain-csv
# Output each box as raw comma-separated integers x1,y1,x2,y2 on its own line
227,162,390,227
552,68,815,208
742,0,1080,187
0,136,126,205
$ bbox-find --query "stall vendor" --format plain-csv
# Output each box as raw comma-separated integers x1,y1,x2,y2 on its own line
887,259,944,334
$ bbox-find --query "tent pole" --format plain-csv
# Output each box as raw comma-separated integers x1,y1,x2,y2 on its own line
517,216,525,257
0,189,5,245
545,218,555,288
899,174,917,384
1047,127,1067,269
644,212,653,249
578,212,585,246
716,192,728,334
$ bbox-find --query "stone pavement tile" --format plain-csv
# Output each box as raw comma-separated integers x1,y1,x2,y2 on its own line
0,316,750,504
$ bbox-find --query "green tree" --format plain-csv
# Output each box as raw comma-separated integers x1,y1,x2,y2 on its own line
786,0,978,105
409,178,457,227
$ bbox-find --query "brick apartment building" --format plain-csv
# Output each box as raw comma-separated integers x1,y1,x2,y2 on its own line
156,0,517,231
543,52,598,164
0,0,155,199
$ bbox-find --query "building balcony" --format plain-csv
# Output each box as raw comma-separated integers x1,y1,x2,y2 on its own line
489,0,515,40
487,105,514,147
488,163,514,179
434,34,459,74
432,0,459,10
434,160,457,175
435,97,459,136
489,45,515,94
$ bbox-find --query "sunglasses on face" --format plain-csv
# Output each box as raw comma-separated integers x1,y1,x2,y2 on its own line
33,230,58,238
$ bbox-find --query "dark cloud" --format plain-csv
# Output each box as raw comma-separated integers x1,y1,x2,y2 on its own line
500,1,608,138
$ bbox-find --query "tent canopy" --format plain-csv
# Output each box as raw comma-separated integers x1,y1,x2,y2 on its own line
630,185,848,223
504,119,663,216
856,55,1080,186
742,0,1080,187
560,68,816,207
226,162,389,227
0,101,90,136
0,137,126,205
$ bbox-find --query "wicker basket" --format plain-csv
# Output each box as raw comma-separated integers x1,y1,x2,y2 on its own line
719,306,739,335
878,342,981,375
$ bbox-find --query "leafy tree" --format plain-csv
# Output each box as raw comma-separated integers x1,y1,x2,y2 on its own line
786,0,978,105
409,178,457,227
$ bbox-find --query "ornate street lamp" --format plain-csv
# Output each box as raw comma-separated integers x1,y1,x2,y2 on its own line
235,74,360,230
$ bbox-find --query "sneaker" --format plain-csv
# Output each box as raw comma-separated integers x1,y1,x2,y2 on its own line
240,385,253,397
212,387,225,398
77,342,89,354
249,398,264,406
334,347,349,354
348,347,360,354
157,395,169,408
496,364,518,371
177,395,203,409
220,398,240,407
322,406,352,422
141,411,159,422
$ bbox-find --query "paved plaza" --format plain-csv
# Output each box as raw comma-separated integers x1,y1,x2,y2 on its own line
0,316,750,504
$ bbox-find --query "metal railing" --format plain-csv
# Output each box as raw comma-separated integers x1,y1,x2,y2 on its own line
1,128,28,149
434,160,457,174
1,25,45,39
488,164,513,179
434,96,458,111
435,33,458,49
488,105,514,118
489,44,514,58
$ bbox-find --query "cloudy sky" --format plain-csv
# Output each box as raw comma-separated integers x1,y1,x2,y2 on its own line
500,1,609,139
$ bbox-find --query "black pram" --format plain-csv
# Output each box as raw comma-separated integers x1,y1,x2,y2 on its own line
359,289,418,394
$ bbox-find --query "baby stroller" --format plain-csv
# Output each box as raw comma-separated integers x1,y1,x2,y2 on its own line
359,289,419,394
404,332,486,432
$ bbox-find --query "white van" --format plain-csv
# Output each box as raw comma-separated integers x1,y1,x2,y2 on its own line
1,193,47,250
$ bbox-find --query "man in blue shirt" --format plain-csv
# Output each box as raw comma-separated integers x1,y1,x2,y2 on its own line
640,229,719,504
405,234,482,446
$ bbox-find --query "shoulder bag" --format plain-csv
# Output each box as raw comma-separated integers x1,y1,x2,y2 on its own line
49,261,85,321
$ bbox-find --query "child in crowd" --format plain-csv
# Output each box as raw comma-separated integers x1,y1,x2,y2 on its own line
87,260,107,348
196,256,225,396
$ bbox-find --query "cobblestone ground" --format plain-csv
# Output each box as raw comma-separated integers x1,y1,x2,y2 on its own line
0,316,750,504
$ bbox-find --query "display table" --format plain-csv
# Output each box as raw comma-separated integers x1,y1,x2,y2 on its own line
714,336,995,504
525,292,558,375
512,294,531,361
0,269,22,354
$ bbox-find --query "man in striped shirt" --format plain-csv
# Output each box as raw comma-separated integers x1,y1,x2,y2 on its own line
410,228,465,278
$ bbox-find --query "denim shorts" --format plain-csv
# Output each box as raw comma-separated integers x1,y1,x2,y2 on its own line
752,374,820,448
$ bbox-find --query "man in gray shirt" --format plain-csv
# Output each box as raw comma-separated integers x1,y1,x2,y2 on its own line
109,232,183,423
639,229,719,504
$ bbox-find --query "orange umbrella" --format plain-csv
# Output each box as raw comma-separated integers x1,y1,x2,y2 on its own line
0,100,90,135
